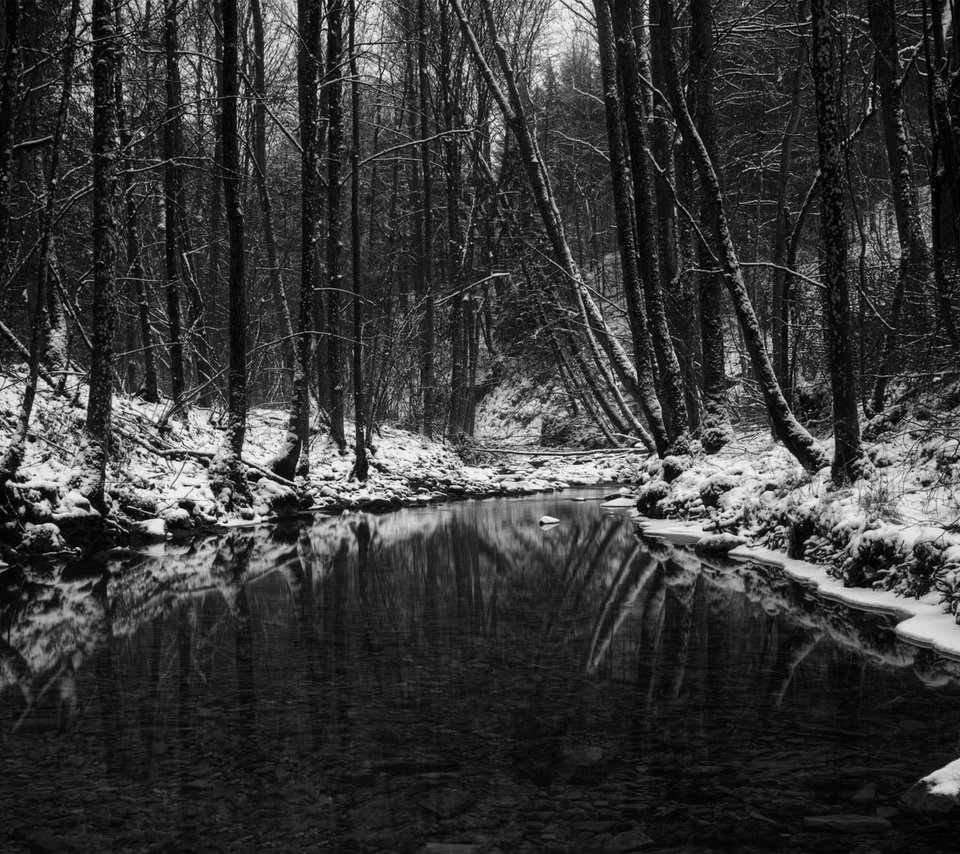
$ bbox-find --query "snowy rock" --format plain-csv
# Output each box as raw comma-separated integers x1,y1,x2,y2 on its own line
695,533,746,554
131,518,168,541
900,758,960,813
802,814,892,833
160,508,192,530
21,522,66,554
539,515,560,526
601,496,636,508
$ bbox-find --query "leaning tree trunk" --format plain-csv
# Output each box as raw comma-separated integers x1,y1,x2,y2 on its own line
210,0,249,507
811,0,863,483
450,0,670,454
79,0,120,513
655,0,827,473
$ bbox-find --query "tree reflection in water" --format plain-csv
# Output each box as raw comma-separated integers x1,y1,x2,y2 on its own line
2,491,960,851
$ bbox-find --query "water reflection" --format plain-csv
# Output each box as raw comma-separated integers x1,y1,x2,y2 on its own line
1,491,960,852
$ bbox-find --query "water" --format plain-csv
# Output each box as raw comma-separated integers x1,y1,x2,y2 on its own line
2,488,960,853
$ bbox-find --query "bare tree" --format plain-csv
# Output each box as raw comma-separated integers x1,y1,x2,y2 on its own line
210,0,249,505
810,0,863,482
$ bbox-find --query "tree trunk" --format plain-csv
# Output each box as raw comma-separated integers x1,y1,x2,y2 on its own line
868,0,933,412
595,0,684,452
771,1,808,409
270,0,321,481
418,0,436,436
0,0,21,278
326,0,346,450
251,0,295,393
0,0,79,484
688,0,733,452
450,0,670,454
609,0,690,449
350,0,368,480
654,0,827,473
115,0,158,403
810,0,864,483
210,0,249,506
80,0,120,513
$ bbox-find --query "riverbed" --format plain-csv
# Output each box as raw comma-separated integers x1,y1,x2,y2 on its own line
1,489,959,852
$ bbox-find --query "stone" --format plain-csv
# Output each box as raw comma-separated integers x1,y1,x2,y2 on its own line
539,515,560,526
850,782,876,803
900,758,960,813
802,815,892,834
603,828,654,852
421,788,475,820
422,845,483,854
694,533,745,554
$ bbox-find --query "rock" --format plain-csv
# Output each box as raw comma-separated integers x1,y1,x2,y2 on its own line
603,828,654,851
802,815,892,834
601,496,636,508
850,782,876,803
131,518,168,541
539,515,560,526
422,845,483,854
420,788,474,819
21,522,66,553
875,806,899,820
900,757,960,814
695,533,745,554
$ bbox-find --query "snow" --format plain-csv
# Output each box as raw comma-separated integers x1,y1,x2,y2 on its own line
921,758,960,798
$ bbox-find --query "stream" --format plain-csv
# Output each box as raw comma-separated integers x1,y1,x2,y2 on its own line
2,488,960,853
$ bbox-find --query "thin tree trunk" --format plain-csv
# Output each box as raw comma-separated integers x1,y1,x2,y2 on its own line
211,0,249,505
0,0,78,484
868,0,933,412
450,0,670,455
251,0,295,391
0,0,20,279
326,0,346,450
270,0,321,481
655,0,827,473
688,0,733,452
350,0,368,480
116,0,157,403
811,0,863,482
80,0,120,513
609,0,690,449
418,0,436,437
771,1,808,408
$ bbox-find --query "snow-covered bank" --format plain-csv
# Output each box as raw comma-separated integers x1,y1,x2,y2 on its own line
0,373,631,559
621,419,960,657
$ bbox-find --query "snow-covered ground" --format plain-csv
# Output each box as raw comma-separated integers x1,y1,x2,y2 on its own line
0,373,625,557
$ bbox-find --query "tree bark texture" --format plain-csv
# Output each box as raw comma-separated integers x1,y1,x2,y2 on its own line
688,0,733,452
83,0,120,512
810,0,864,483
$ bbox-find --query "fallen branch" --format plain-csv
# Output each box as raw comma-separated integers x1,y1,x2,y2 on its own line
474,446,643,457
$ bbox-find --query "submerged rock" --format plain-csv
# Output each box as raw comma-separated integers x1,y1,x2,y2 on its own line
901,758,960,813
802,814,892,833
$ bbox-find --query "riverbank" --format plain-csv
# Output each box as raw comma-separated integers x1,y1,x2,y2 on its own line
621,415,960,653
0,373,637,561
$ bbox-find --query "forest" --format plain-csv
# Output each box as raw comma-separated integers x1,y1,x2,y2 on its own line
0,0,956,542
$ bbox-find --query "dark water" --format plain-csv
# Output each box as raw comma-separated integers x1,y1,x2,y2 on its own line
2,489,960,853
